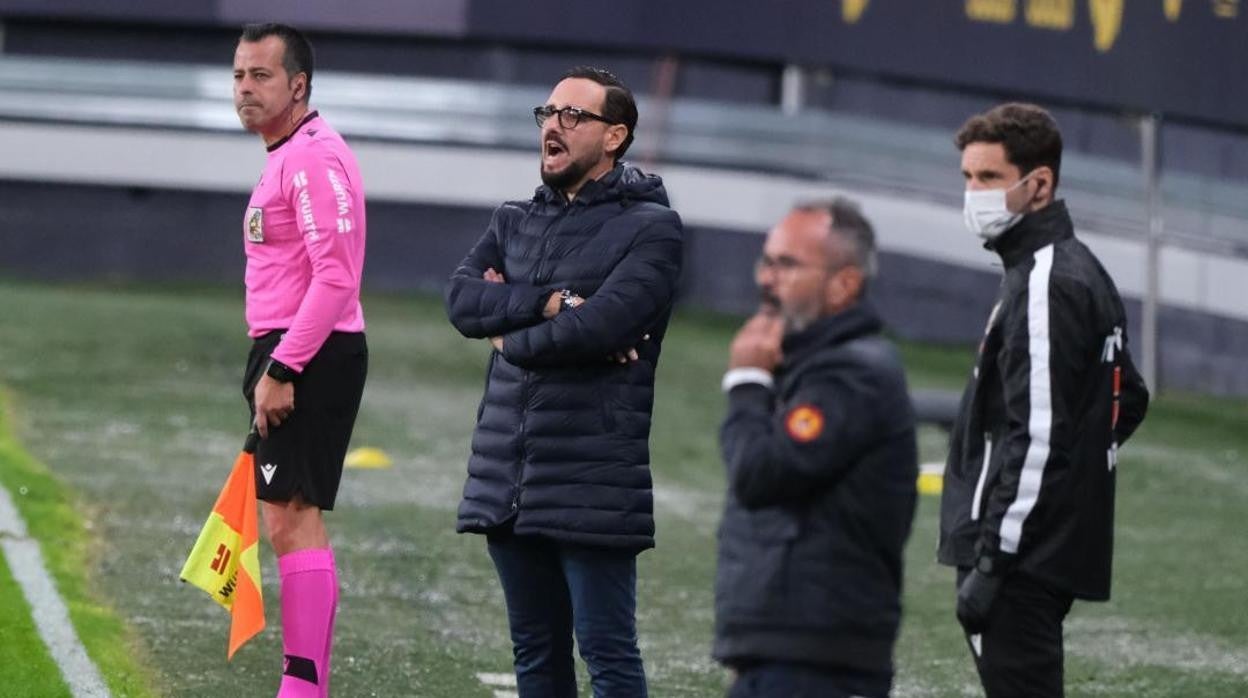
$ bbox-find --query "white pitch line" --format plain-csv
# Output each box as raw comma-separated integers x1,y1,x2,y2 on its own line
0,481,111,697
475,672,517,687
476,671,519,698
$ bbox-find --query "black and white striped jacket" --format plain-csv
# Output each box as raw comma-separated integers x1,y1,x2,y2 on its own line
938,201,1149,600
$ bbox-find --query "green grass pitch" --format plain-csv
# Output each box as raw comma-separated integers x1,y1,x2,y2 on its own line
0,279,1244,696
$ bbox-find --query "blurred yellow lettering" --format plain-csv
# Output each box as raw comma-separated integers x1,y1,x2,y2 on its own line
1213,0,1238,18
1026,0,1075,29
1164,0,1182,21
1089,0,1124,51
967,0,1017,23
843,0,870,23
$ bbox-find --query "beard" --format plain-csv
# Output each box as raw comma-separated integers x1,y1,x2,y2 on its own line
762,291,819,333
759,289,781,314
781,308,818,333
540,149,602,193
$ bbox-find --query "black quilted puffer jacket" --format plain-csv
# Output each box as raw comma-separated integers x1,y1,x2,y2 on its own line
445,164,683,550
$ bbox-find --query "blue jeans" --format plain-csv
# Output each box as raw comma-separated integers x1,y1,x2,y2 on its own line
487,532,647,698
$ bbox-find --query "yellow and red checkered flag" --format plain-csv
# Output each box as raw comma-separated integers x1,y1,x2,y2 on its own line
180,432,265,659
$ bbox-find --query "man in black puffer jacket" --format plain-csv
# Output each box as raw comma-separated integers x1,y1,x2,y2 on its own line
715,199,918,698
445,67,682,698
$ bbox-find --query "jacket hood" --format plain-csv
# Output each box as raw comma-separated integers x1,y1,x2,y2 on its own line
535,163,670,208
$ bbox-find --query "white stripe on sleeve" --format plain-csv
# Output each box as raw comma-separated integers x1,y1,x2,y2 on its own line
998,244,1054,554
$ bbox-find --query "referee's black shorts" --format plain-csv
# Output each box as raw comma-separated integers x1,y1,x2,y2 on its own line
243,330,367,510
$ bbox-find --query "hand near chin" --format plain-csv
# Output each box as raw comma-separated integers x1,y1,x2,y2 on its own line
729,313,783,371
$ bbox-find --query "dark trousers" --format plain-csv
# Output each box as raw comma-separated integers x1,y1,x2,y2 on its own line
727,661,891,698
957,569,1075,698
487,532,647,698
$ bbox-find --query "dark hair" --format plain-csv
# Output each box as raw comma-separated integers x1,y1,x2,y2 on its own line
955,102,1063,189
239,23,314,102
795,196,878,281
560,66,638,161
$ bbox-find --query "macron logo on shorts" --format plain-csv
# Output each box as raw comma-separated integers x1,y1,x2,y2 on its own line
260,463,278,485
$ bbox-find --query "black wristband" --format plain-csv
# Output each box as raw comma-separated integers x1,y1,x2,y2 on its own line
265,358,299,383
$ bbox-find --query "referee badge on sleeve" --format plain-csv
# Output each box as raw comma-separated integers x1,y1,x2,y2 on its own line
785,404,825,443
246,207,264,243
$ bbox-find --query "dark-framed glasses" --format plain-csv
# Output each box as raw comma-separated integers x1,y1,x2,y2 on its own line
755,254,822,275
533,105,617,129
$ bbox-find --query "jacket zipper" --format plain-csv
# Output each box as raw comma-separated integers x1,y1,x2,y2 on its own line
512,369,527,515
971,432,993,521
532,202,572,284
512,202,570,514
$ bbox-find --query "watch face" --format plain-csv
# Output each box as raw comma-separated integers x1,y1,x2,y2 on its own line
267,360,296,382
977,557,994,574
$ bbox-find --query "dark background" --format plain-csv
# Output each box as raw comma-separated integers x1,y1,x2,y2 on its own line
3,0,1246,128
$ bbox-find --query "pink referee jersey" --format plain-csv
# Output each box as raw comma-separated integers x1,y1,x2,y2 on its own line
243,111,366,372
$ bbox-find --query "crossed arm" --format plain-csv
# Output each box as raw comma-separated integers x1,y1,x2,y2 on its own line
445,216,682,368
444,208,557,339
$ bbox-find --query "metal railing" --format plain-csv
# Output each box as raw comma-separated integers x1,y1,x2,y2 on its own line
1,53,1245,256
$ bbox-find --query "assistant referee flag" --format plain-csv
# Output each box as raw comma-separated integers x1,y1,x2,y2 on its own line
180,432,265,659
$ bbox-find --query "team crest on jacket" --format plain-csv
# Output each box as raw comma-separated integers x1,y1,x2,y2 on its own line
246,207,264,243
785,404,825,443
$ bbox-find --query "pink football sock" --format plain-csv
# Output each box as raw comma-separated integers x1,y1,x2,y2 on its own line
276,548,338,698
323,552,339,697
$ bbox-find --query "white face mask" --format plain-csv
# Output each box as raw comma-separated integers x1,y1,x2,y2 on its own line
963,174,1034,240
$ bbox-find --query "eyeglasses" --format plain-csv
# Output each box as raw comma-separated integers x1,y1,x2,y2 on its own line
754,254,828,275
533,105,617,129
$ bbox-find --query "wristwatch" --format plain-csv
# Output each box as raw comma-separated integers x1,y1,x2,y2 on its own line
560,289,581,312
265,358,299,383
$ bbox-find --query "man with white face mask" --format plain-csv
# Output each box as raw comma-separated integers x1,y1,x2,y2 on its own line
938,103,1150,698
